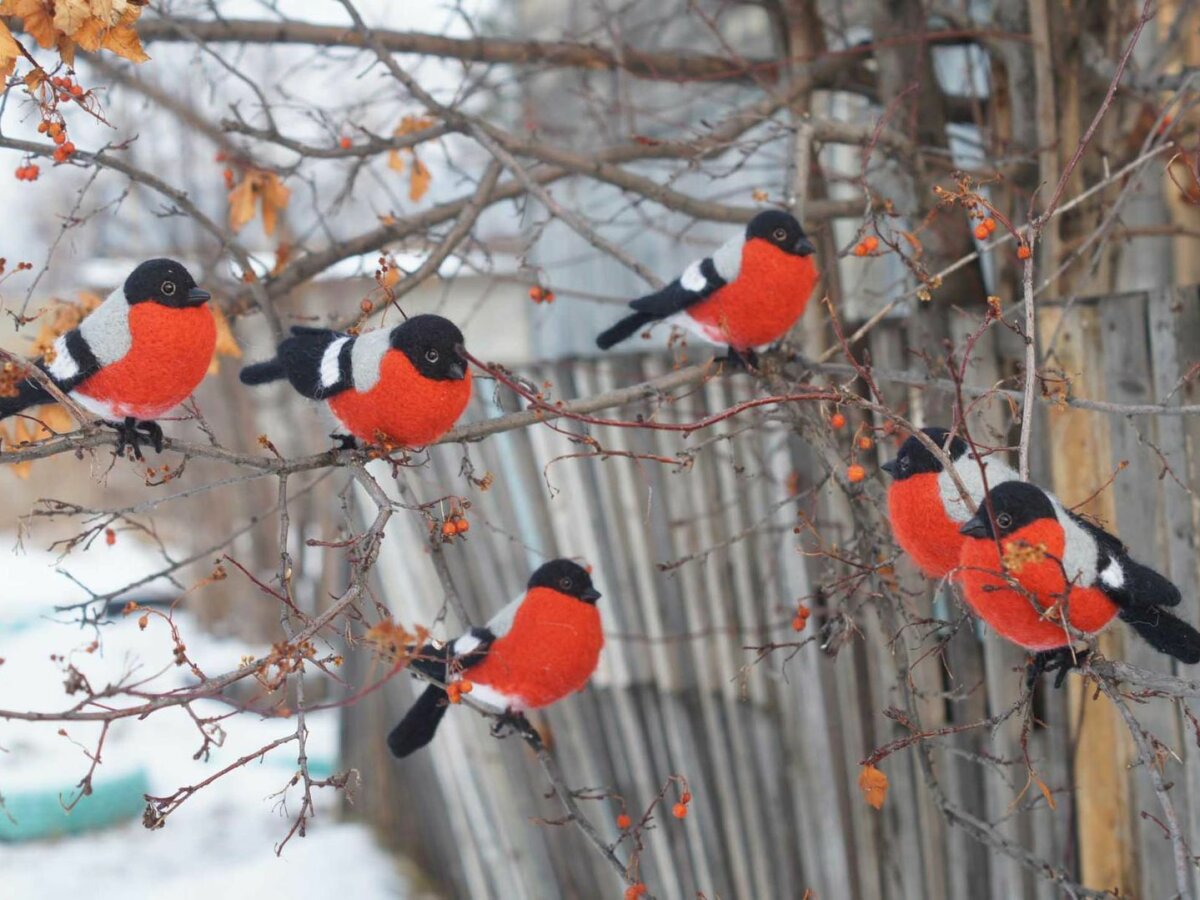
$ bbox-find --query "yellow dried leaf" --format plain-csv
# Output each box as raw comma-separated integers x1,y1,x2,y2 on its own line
7,0,58,50
409,153,431,202
227,175,258,233
99,22,147,63
259,173,290,237
37,404,72,434
206,305,241,375
387,148,405,173
858,765,888,810
0,20,18,81
52,0,91,38
70,16,105,52
1036,777,1056,811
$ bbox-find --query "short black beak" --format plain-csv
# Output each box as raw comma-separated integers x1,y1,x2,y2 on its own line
959,515,989,539
582,587,601,603
447,361,466,380
881,459,897,476
794,236,816,256
187,287,212,304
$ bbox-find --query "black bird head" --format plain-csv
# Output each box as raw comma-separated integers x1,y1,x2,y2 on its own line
391,314,468,381
746,210,815,257
960,481,1056,539
124,258,210,308
881,427,967,481
528,559,601,604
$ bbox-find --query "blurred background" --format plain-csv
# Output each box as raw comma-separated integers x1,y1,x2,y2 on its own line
1,1,1199,898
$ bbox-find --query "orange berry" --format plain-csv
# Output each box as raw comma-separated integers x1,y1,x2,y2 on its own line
863,236,879,252
858,436,873,450
528,286,543,302
853,243,868,257
458,679,473,694
830,412,846,430
360,299,373,313
544,290,555,303
984,217,996,233
339,136,352,149
105,528,116,546
446,683,462,704
672,802,688,819
52,131,66,145
455,518,470,534
62,142,75,154
48,123,62,137
70,84,83,97
441,521,456,537
792,615,805,631
36,121,48,134
625,885,647,900
847,464,866,483
974,224,988,240
680,791,691,804
616,813,631,830
1017,244,1032,260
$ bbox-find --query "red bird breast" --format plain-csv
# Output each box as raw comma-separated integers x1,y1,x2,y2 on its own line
687,239,817,350
328,351,472,446
887,473,966,578
467,587,604,709
958,521,1118,650
75,303,216,420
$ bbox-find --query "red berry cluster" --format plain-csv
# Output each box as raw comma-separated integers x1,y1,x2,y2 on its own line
672,790,692,820
792,604,812,632
624,885,648,899
439,510,470,541
529,285,555,304
973,217,997,241
14,163,39,182
36,119,76,163
852,235,879,257
50,75,85,103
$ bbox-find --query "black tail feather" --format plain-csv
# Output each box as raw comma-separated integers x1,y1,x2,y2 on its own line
596,311,658,350
1120,604,1200,664
387,684,450,758
1124,560,1183,607
238,358,286,386
0,376,55,420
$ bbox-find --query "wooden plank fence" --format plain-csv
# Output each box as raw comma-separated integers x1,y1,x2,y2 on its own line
338,285,1200,899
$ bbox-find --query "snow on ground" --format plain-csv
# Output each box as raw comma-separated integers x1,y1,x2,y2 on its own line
0,540,411,899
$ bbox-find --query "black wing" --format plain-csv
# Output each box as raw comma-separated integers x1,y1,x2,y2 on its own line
1068,511,1182,608
630,257,726,317
241,327,355,399
387,626,497,759
0,330,100,420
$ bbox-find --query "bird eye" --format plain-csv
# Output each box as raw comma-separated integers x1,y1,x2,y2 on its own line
559,576,572,590
424,349,440,363
161,280,177,296
772,228,788,242
898,457,911,471
996,512,1013,530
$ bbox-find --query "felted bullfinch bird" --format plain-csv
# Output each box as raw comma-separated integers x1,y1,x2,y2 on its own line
0,258,214,459
594,210,817,364
958,480,1200,686
387,559,603,759
881,427,1018,578
239,314,471,448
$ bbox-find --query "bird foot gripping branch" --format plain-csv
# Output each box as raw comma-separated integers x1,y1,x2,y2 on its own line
1025,647,1090,690
109,417,165,461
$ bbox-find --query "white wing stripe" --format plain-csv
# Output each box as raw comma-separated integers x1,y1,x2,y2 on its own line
680,260,707,292
47,334,79,380
320,337,349,388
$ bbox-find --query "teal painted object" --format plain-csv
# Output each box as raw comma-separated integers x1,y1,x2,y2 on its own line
0,768,150,842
